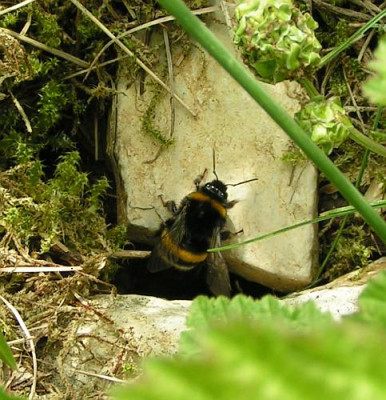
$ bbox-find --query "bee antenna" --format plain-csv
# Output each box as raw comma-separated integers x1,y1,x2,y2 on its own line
212,148,219,181
226,178,258,187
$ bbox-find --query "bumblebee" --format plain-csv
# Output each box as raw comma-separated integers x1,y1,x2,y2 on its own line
147,173,238,297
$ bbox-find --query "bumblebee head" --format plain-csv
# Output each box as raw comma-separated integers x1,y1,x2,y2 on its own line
201,180,228,203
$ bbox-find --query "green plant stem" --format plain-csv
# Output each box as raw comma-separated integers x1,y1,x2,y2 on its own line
316,106,384,280
349,127,386,157
318,9,386,68
296,78,320,98
210,200,386,252
158,0,386,243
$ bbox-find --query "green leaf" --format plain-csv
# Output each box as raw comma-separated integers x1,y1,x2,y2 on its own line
363,36,386,106
0,387,24,400
179,295,333,357
0,331,17,370
111,271,386,400
112,321,386,400
357,270,386,328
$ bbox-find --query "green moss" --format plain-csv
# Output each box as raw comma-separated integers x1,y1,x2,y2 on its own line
106,224,129,250
330,70,348,97
0,151,120,255
0,12,19,28
121,362,138,375
32,6,62,48
141,89,174,146
33,81,70,134
77,14,101,46
322,223,375,280
281,149,306,164
327,19,351,46
27,54,60,77
0,107,21,136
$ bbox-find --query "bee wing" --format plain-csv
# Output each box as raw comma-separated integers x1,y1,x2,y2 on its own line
147,206,187,272
147,242,171,272
165,205,187,245
206,228,231,297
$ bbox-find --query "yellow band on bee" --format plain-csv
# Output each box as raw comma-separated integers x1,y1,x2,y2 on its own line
161,230,207,264
187,192,227,218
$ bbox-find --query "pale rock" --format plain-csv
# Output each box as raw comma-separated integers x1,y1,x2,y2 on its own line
54,295,190,397
283,285,365,319
55,259,384,395
114,8,318,291
283,257,386,319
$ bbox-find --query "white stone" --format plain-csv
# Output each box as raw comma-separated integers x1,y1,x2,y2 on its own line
283,285,365,320
283,257,386,319
89,295,191,356
114,9,318,291
55,260,384,393
50,295,190,397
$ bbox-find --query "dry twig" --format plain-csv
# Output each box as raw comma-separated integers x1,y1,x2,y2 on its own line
0,296,37,400
72,368,126,383
0,27,89,68
342,65,365,129
313,0,372,21
69,0,196,116
0,0,36,17
10,91,32,133
85,5,221,81
163,28,175,140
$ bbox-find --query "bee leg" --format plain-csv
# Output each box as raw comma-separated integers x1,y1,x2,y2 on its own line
225,200,238,209
220,229,243,241
194,168,208,190
158,195,178,215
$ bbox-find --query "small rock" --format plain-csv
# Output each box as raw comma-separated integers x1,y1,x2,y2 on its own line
53,295,190,398
114,10,317,291
283,257,386,319
54,259,384,396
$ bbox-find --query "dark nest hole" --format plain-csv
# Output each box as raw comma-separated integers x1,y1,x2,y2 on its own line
74,109,276,301
110,250,275,301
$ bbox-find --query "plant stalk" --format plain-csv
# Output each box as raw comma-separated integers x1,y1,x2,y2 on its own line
158,0,386,243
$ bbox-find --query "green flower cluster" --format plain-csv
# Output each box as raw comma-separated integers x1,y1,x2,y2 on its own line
295,97,353,154
234,0,322,83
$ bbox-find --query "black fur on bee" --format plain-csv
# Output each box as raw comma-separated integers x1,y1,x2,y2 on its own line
147,175,237,297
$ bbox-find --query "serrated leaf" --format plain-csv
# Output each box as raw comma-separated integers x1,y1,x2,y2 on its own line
0,331,17,370
363,36,386,105
357,270,386,328
180,294,333,357
112,321,386,400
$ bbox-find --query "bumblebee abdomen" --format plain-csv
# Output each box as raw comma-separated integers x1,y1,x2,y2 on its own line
148,185,228,273
154,229,207,271
162,230,207,262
